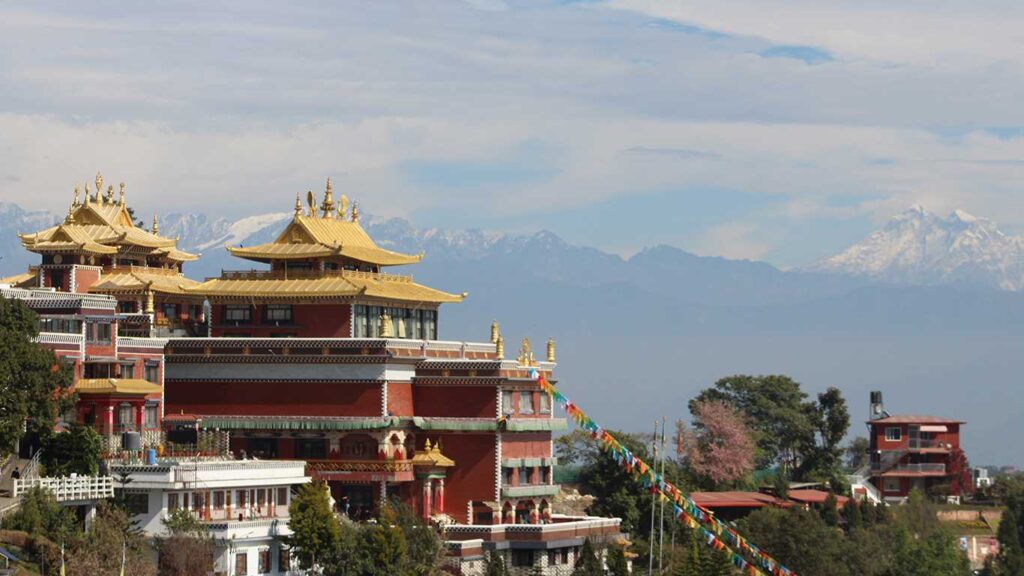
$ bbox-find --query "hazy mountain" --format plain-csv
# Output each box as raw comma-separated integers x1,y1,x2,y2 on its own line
2,202,1023,465
807,206,1024,291
0,202,59,275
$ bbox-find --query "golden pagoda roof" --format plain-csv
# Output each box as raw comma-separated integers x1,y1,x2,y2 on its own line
187,269,465,303
76,378,162,396
227,214,422,267
90,267,202,296
19,177,197,262
411,439,456,468
0,269,39,288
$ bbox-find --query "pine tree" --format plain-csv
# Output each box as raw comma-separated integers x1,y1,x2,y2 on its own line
996,507,1024,576
842,498,861,532
286,480,341,570
483,551,508,576
572,538,604,576
819,492,839,527
606,546,629,576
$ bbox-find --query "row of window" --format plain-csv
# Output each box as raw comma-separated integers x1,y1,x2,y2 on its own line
38,317,83,334
353,305,438,340
83,362,159,383
503,465,552,486
85,320,112,344
223,305,294,323
501,390,551,417
235,547,289,576
510,547,575,568
167,487,289,513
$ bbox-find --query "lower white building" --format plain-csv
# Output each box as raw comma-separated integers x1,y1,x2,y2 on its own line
108,458,310,576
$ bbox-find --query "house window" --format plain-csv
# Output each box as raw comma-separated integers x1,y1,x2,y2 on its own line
258,549,271,574
885,427,902,442
519,392,534,415
224,305,252,322
214,491,225,510
264,305,293,323
163,303,177,320
118,404,134,431
87,321,112,344
119,363,134,379
518,467,529,485
883,477,901,493
236,490,248,509
511,550,534,567
504,468,514,486
124,493,148,516
501,391,514,416
539,393,551,414
548,548,570,565
234,552,248,576
295,439,327,459
144,404,159,429
541,466,550,484
277,487,288,508
144,363,160,384
278,548,291,573
167,493,179,511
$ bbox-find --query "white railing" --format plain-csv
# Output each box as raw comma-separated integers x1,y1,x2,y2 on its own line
116,336,168,349
34,332,85,346
14,476,114,502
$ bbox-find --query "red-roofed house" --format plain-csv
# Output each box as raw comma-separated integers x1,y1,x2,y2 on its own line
867,392,966,502
786,489,849,509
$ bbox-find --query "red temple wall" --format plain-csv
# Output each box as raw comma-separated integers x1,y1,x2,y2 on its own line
501,433,552,459
425,433,496,523
413,386,495,418
387,382,415,417
211,303,351,337
74,267,101,293
166,380,381,416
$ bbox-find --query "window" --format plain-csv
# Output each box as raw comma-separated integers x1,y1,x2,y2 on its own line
48,270,65,291
519,392,534,415
123,493,148,516
883,477,901,493
144,404,159,429
118,404,134,431
87,321,112,344
118,301,136,313
119,363,134,379
236,490,248,509
518,466,529,485
885,427,902,442
278,548,291,573
504,468,514,486
539,393,551,414
277,487,288,508
541,466,550,484
167,493,179,511
163,303,177,320
144,363,160,384
511,550,534,567
548,548,570,565
225,305,252,322
234,552,248,576
258,549,271,574
295,439,327,459
501,391,514,416
264,305,293,323
214,491,225,510
38,317,82,334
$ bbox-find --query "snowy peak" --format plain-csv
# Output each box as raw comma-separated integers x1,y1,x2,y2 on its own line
808,206,1024,291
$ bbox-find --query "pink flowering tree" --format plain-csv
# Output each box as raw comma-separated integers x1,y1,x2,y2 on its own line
679,399,756,487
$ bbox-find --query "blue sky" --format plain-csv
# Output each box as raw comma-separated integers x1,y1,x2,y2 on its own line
2,0,1024,267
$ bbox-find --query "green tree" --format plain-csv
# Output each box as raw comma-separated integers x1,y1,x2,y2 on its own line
887,527,970,576
0,485,77,541
995,507,1024,576
799,388,850,485
41,424,102,477
691,375,815,470
572,539,603,576
842,498,861,532
65,503,156,576
156,509,214,576
698,545,735,576
482,551,508,576
739,507,851,576
606,545,629,576
820,492,839,527
0,296,76,452
379,500,442,576
845,437,870,470
287,480,341,569
353,523,407,576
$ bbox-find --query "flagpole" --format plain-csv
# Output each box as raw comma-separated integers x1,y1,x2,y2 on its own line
120,539,126,576
658,416,667,573
59,541,64,576
648,420,658,576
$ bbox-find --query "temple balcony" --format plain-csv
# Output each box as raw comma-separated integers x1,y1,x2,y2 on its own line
218,268,414,283
305,459,415,483
444,515,622,543
501,484,561,499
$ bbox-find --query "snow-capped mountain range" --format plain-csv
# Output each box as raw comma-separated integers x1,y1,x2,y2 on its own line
806,206,1024,291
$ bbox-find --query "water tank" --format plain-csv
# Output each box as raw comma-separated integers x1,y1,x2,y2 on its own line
145,448,157,465
122,431,142,451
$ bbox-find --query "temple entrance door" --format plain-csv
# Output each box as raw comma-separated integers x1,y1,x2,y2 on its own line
338,484,374,520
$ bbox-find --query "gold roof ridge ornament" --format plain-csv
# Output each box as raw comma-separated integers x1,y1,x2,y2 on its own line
351,201,359,223
119,182,126,206
380,310,394,337
517,337,536,366
95,172,103,201
320,177,335,217
151,214,159,235
104,185,114,205
547,337,556,363
73,184,80,206
490,319,500,344
294,193,302,217
83,182,91,206
338,194,348,220
306,190,316,217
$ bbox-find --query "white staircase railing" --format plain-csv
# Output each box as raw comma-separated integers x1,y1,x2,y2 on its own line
14,476,114,502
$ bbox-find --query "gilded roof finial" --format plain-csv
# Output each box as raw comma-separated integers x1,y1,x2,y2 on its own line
66,202,76,223
496,335,504,359
320,177,335,217
490,320,500,344
306,190,316,217
517,337,531,365
83,183,91,205
294,193,302,217
95,172,103,198
151,214,159,235
547,337,556,363
105,185,114,205
73,184,80,206
118,182,126,205
338,194,348,220
380,311,394,337
424,438,432,452
351,202,360,223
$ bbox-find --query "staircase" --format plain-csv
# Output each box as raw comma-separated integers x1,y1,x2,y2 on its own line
847,466,883,505
0,454,33,517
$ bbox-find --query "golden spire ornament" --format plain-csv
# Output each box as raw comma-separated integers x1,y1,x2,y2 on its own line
83,183,91,205
73,184,80,206
547,337,556,363
496,335,505,359
320,177,335,217
151,214,159,235
105,185,114,205
490,320,500,344
119,182,126,205
295,193,303,217
351,202,360,223
518,337,531,365
380,311,394,338
95,172,103,197
306,190,316,217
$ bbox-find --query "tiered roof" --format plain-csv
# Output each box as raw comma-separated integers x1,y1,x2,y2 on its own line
18,174,198,263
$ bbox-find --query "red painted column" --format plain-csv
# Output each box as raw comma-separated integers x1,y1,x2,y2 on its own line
434,479,445,514
422,479,432,519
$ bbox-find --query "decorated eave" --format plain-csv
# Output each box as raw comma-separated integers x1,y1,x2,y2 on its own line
75,378,162,396
18,174,198,263
89,267,203,297
225,179,423,267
